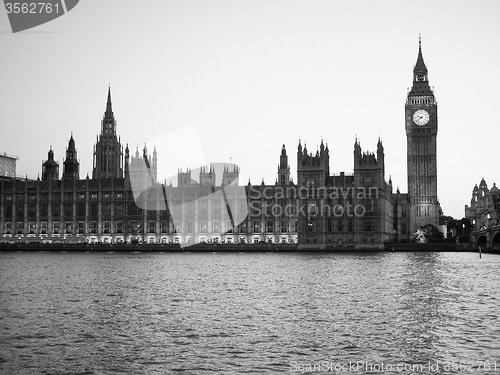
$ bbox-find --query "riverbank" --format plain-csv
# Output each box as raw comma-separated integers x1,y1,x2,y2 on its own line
0,242,491,253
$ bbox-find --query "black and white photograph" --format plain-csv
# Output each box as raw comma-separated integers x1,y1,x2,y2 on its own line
1,1,499,373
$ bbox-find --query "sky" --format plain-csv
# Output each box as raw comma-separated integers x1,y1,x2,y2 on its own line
1,0,499,220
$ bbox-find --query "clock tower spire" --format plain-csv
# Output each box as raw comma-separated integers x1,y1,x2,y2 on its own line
405,37,441,234
409,36,432,97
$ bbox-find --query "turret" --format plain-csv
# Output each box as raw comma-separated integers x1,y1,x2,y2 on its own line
62,134,79,180
377,137,385,175
319,138,325,157
152,146,158,183
296,138,330,188
353,139,385,188
41,146,59,181
297,140,303,168
124,143,130,176
354,137,361,164
178,168,193,187
222,164,239,186
199,164,216,186
277,144,290,185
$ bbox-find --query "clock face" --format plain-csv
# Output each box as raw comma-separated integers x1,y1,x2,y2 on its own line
413,109,430,126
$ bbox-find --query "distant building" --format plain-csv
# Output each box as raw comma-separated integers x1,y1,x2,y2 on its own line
465,178,500,230
127,144,158,195
0,153,17,179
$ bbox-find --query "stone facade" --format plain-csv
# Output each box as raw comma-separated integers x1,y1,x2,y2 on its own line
295,138,400,246
465,179,500,230
405,39,441,233
0,40,445,245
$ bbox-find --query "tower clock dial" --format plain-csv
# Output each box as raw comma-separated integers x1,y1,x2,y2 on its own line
413,109,429,126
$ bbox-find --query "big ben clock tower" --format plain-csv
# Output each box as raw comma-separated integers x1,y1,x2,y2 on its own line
406,37,441,234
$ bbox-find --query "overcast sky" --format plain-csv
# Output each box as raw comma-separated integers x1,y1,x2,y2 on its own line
1,0,499,219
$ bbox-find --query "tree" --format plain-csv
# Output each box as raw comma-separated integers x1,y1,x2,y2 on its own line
413,224,444,243
455,218,472,243
440,215,457,242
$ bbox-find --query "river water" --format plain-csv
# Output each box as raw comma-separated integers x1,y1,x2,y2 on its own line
0,251,499,374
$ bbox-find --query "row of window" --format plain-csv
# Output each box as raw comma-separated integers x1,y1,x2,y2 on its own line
2,192,126,202
2,220,299,235
406,96,434,105
305,219,375,232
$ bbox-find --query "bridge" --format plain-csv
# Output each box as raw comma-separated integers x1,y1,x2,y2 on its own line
470,224,500,252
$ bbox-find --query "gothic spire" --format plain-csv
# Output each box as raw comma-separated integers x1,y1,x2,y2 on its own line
101,85,116,136
377,136,383,149
63,134,79,180
281,144,286,156
42,145,59,181
106,85,112,114
67,134,76,153
414,35,428,78
48,146,54,160
409,36,433,96
93,86,124,179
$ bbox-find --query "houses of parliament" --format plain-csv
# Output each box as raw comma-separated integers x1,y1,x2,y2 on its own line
0,41,442,246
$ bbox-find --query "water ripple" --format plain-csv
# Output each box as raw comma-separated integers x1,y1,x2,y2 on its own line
1,252,499,374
